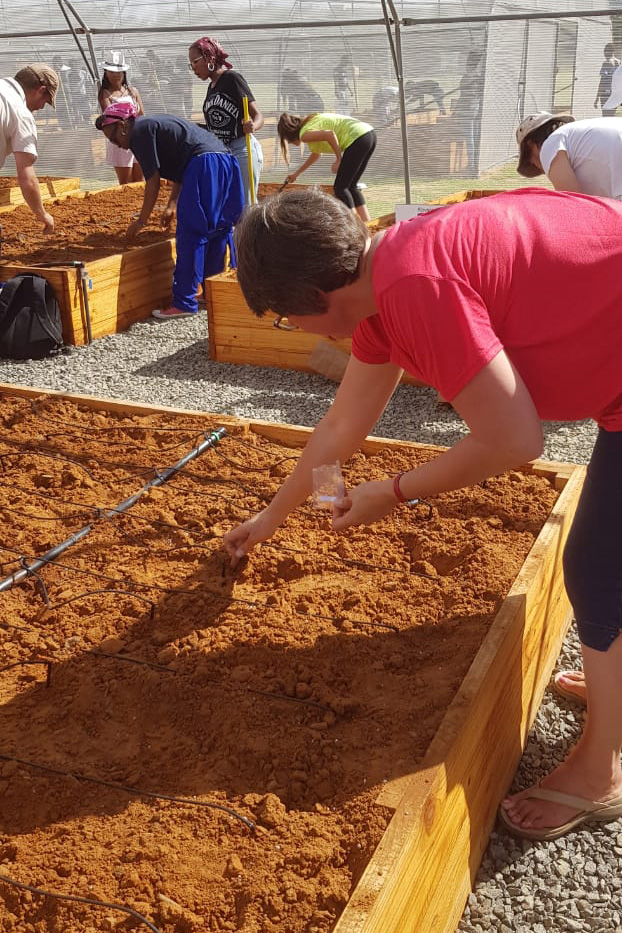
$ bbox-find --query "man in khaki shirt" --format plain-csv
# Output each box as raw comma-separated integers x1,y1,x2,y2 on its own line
0,64,59,233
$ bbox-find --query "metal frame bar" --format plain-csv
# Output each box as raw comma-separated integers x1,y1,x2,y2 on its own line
0,6,616,40
0,2,616,205
55,0,99,85
382,0,411,204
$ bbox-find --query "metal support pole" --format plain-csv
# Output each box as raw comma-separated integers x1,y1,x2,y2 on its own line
383,0,411,204
56,0,99,87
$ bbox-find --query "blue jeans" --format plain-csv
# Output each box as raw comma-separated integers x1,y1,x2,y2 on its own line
172,152,244,313
563,427,622,651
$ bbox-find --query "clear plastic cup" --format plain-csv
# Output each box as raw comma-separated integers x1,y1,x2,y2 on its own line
312,462,345,510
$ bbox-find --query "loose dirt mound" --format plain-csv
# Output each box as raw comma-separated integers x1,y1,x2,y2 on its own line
0,187,173,264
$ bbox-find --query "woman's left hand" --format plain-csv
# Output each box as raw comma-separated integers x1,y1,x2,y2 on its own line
331,157,341,174
331,478,396,531
242,118,254,135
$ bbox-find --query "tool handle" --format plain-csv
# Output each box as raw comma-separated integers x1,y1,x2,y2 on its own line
242,96,256,205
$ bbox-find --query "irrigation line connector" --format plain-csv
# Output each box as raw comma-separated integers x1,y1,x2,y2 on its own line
0,428,228,595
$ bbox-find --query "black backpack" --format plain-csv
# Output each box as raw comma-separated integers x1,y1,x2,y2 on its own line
0,274,64,360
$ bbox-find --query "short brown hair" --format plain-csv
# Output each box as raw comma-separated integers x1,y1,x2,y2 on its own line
234,188,368,318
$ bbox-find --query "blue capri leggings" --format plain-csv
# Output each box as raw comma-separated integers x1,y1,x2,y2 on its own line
563,427,622,652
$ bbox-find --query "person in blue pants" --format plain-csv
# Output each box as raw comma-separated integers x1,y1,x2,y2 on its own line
95,101,244,320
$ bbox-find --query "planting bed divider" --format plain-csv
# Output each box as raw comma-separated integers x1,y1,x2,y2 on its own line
0,183,175,346
0,383,583,933
205,190,503,375
0,175,80,208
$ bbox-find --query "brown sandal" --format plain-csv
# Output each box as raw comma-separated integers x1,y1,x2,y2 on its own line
499,785,622,840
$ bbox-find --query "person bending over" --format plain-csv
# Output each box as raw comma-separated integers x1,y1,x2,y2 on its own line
224,186,622,844
0,64,59,233
95,102,244,321
516,110,622,200
278,111,376,221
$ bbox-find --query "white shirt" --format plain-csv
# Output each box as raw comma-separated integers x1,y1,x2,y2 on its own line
540,117,622,200
0,77,38,169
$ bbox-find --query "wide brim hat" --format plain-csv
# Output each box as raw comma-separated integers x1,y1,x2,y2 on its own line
516,111,574,176
101,52,129,73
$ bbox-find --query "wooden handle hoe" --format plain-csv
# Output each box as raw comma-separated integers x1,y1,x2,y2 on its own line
242,96,256,205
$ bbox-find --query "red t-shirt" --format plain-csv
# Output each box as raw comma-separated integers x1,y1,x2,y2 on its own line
353,188,622,430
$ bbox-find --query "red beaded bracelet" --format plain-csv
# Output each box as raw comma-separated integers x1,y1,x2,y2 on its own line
393,472,408,503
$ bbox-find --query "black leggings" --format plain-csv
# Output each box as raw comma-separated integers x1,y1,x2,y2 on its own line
333,130,377,209
563,427,622,651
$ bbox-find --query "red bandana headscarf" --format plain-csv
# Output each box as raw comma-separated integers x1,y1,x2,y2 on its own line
194,37,233,69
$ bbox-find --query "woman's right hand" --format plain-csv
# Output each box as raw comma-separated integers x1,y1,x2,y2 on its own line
223,509,282,568
285,172,298,185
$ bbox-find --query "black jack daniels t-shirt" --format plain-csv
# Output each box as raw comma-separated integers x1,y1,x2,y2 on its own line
202,70,255,146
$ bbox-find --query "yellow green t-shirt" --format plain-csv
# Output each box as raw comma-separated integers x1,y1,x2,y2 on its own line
301,113,373,154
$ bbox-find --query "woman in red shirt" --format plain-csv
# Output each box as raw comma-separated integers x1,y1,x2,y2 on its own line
224,186,622,843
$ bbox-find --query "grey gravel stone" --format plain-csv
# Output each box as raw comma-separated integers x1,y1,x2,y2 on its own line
0,315,610,933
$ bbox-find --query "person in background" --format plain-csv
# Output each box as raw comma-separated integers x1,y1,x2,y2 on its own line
405,79,446,115
224,185,622,844
94,103,244,321
333,55,354,114
594,43,620,116
98,52,144,185
0,64,58,233
52,56,72,127
454,50,484,176
279,69,324,115
516,110,622,200
278,111,376,221
188,36,263,206
372,85,399,126
66,58,92,125
172,55,193,120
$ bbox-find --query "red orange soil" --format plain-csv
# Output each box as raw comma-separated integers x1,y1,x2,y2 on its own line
0,176,64,189
0,394,559,932
0,186,173,265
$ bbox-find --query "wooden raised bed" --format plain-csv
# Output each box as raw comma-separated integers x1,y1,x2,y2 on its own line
205,190,502,375
0,382,583,933
0,175,80,208
0,184,175,346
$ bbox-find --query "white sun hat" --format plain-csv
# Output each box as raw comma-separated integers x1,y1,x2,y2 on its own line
101,51,129,73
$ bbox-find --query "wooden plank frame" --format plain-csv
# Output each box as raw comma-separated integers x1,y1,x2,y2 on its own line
0,185,175,345
0,381,584,933
205,190,501,374
0,176,80,209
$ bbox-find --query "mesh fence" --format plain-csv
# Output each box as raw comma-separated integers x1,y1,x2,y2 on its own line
0,0,619,212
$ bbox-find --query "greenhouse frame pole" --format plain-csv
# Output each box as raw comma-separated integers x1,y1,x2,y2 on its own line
56,0,100,87
382,0,411,204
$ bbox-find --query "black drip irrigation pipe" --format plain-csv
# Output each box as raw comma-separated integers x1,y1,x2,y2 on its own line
0,873,163,932
0,753,255,831
0,428,227,594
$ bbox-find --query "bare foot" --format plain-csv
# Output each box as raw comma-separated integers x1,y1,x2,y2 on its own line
502,745,622,833
554,669,587,705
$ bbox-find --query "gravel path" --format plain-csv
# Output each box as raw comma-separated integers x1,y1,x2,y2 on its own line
1,314,617,933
